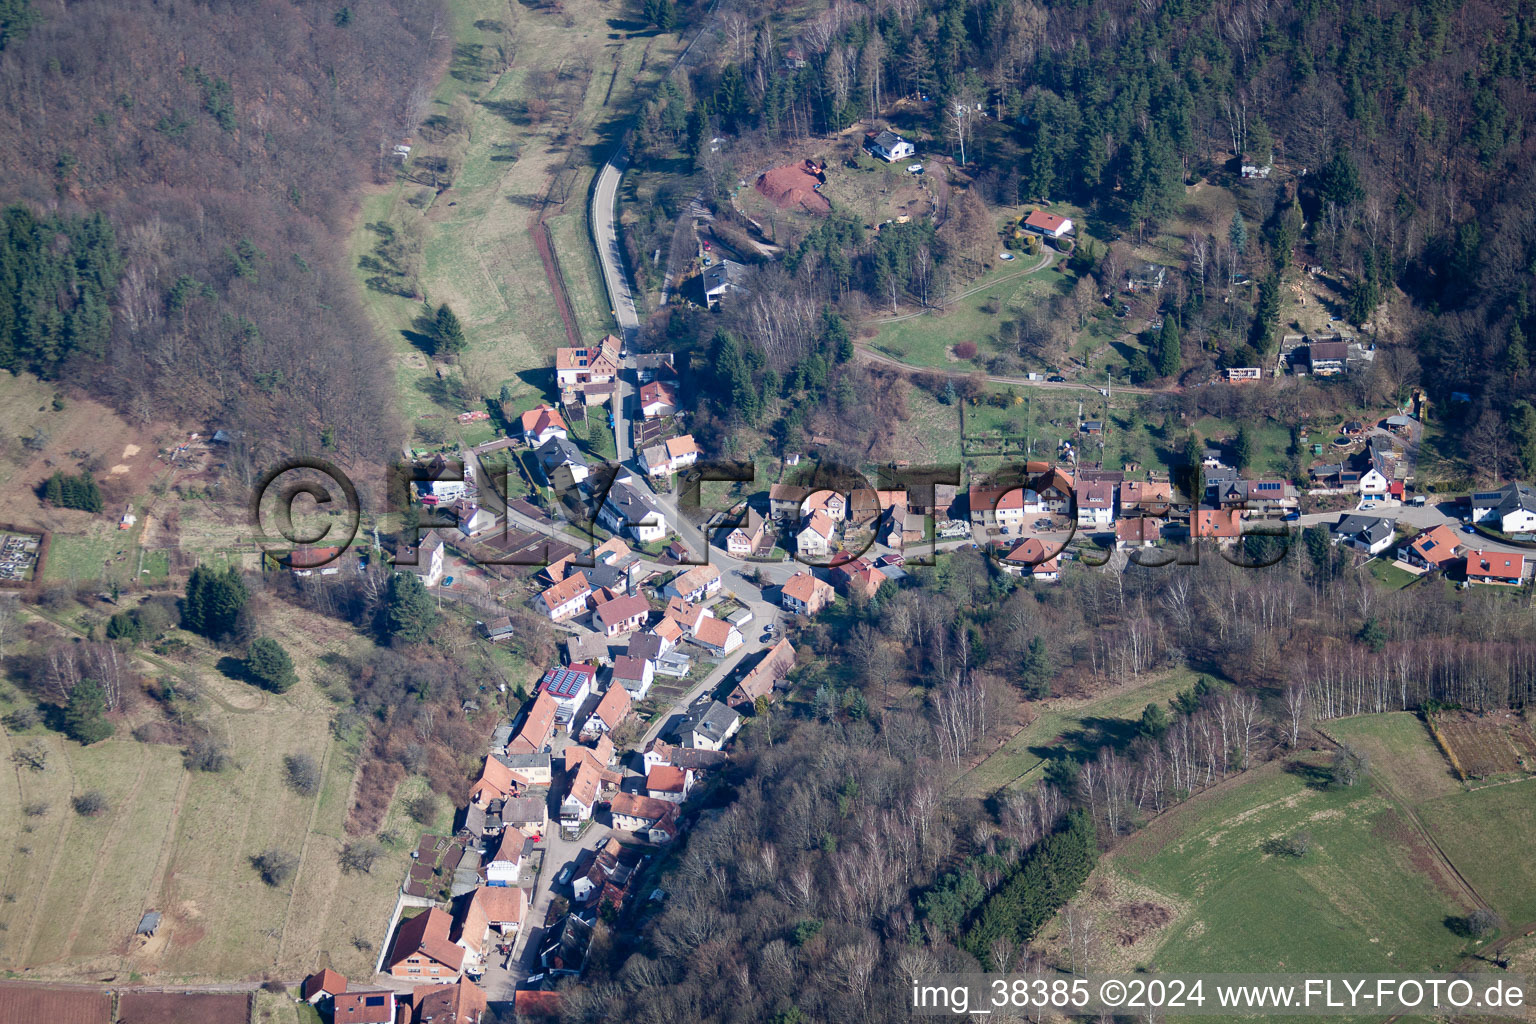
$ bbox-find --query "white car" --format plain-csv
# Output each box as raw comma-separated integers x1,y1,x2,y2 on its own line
907,162,924,174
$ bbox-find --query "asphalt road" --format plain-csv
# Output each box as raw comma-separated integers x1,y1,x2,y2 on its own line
590,144,639,345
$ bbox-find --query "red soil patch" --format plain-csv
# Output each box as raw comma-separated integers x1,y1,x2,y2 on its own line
0,984,111,1024
119,991,250,1024
756,160,831,215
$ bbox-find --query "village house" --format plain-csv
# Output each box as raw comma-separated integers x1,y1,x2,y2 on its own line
416,454,469,505
646,765,694,803
535,435,590,488
539,664,597,724
534,573,591,622
638,380,679,419
1001,538,1061,581
1076,481,1116,529
869,129,915,161
555,336,621,389
598,474,670,543
663,563,722,603
633,352,676,383
801,489,847,522
499,752,552,786
1332,514,1395,555
609,792,676,834
1225,366,1263,381
333,990,398,1024
1465,550,1527,586
692,615,743,656
1399,525,1462,572
386,908,464,982
580,683,632,739
1307,340,1348,376
505,693,559,758
454,887,526,966
479,616,515,642
725,507,773,557
684,700,742,750
302,969,347,1006
769,483,811,518
830,558,888,601
561,760,604,828
780,571,834,616
797,510,836,558
642,739,728,775
968,484,1028,535
413,978,490,1024
726,637,796,711
702,259,749,307
1471,482,1536,534
485,829,534,886
397,530,446,587
592,593,650,637
611,653,655,700
467,754,533,807
1115,517,1164,550
520,405,569,446
1118,480,1173,512
1022,209,1074,239
501,794,549,837
640,434,701,477
454,501,497,538
285,545,343,577
541,915,593,977
1359,442,1397,500
1193,506,1243,543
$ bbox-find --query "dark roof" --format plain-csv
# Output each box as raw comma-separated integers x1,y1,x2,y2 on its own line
626,633,663,661
536,434,587,468
690,700,740,744
604,478,667,525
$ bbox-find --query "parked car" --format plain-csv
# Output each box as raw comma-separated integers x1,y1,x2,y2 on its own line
1462,524,1477,534
1283,511,1300,521
1047,375,1066,383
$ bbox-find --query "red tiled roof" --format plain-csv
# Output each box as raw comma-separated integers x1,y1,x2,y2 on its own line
1024,210,1070,232
302,968,347,1001
386,907,464,972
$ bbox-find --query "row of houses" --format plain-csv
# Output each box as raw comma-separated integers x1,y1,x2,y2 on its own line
1332,516,1529,585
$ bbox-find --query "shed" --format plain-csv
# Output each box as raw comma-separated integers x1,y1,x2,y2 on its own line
136,910,162,936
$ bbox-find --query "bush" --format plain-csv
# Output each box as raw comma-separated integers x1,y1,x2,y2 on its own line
3,707,40,731
252,848,299,887
184,734,231,772
1449,908,1502,939
953,341,979,360
283,753,321,796
72,790,109,816
22,801,48,817
340,839,382,874
405,793,439,825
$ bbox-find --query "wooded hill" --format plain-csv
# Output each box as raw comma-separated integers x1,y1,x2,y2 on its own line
0,0,448,460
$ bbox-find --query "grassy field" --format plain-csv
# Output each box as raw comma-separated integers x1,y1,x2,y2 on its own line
0,602,412,983
1066,712,1536,1002
1098,759,1472,976
867,254,1073,369
347,0,684,442
951,669,1201,799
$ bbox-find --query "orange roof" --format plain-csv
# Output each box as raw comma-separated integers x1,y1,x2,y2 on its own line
693,615,737,649
567,760,602,808
781,571,830,603
1407,525,1461,566
732,638,796,703
1119,480,1173,507
639,380,678,408
520,404,567,436
802,490,845,514
493,828,529,865
538,573,591,611
652,616,685,643
1466,549,1525,580
508,693,558,756
594,594,649,631
302,968,347,1001
589,684,632,731
1116,517,1164,543
591,536,630,563
609,791,674,822
1193,507,1243,539
647,765,688,793
1024,210,1070,232
470,754,516,802
664,597,706,629
468,885,526,927
665,434,700,459
386,907,464,972
803,509,835,538
413,979,489,1024
1004,537,1052,564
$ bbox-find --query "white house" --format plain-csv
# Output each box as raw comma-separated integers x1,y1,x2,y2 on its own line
640,435,700,477
800,490,847,522
1471,482,1536,533
1332,514,1395,555
663,564,722,603
685,701,741,750
1075,481,1116,529
691,615,743,657
539,664,596,724
485,829,529,886
797,510,835,558
1022,210,1074,239
599,474,670,543
869,129,915,162
397,531,446,587
519,405,568,446
534,574,591,622
645,765,693,804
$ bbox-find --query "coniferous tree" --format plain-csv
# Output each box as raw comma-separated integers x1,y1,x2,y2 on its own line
433,303,467,358
64,677,113,745
1156,317,1181,378
385,571,438,645
246,637,298,692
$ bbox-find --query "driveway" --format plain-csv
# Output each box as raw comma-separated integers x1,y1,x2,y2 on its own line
1294,501,1532,556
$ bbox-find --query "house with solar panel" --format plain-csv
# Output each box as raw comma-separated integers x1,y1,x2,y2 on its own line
539,664,597,724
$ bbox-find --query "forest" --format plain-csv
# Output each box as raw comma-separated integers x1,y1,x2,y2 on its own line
633,0,1536,476
0,0,449,462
